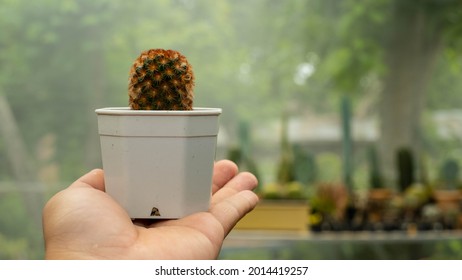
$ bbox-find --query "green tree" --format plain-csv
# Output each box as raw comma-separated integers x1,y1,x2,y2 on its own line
312,0,462,185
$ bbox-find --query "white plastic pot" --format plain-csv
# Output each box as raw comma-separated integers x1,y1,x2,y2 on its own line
95,107,222,219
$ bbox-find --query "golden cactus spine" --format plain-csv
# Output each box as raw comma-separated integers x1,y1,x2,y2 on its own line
128,49,194,110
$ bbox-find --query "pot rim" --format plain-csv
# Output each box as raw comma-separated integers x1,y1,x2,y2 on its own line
95,107,222,116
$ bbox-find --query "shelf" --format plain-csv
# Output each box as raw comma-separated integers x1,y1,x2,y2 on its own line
219,230,462,259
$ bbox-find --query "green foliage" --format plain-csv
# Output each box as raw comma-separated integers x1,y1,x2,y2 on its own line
1,0,462,259
0,233,28,259
318,0,389,94
2,0,460,178
0,191,44,259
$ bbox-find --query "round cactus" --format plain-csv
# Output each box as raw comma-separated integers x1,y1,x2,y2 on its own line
128,49,194,110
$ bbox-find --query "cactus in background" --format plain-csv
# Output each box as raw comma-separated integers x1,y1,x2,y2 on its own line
227,121,262,189
417,153,430,186
341,96,354,192
396,147,415,192
439,158,460,189
276,112,295,184
293,144,318,186
368,145,384,189
238,121,251,157
128,49,194,110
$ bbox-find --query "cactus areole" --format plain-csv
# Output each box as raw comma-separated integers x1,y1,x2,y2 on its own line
128,49,194,110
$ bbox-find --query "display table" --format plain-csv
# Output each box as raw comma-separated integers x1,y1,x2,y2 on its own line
219,230,462,259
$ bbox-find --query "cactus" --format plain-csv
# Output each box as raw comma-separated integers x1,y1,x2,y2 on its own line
341,96,354,192
417,154,430,186
276,113,295,184
396,147,415,192
368,145,384,189
293,144,317,186
128,49,194,110
439,158,460,189
227,121,262,190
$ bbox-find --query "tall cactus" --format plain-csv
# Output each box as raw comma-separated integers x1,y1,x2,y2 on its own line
293,144,318,186
439,158,460,189
368,145,384,189
276,112,295,184
227,121,262,189
128,49,194,110
341,96,354,192
396,147,415,192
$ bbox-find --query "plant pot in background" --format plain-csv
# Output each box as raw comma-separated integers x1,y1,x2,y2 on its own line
234,199,309,231
433,189,462,213
96,107,221,219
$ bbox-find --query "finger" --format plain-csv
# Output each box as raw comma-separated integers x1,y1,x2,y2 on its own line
211,160,238,194
209,190,259,235
211,171,258,205
69,169,105,192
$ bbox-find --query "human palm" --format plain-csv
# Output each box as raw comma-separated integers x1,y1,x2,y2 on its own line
42,160,258,259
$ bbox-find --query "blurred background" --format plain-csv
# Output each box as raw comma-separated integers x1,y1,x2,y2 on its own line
2,0,462,259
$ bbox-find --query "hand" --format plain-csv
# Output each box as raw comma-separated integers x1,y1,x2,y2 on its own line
42,160,258,259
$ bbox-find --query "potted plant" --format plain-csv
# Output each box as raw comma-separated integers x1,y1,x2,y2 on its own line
367,146,393,200
433,158,462,214
95,49,221,219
